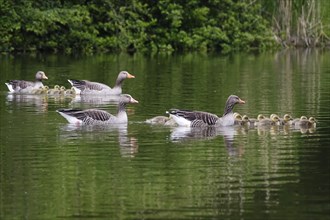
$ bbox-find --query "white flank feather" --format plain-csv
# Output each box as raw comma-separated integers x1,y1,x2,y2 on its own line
5,83,15,93
57,111,82,125
170,114,191,127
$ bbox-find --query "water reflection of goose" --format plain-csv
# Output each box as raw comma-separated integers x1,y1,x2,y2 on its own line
6,93,48,112
68,71,135,95
170,126,243,156
70,94,121,105
59,123,139,157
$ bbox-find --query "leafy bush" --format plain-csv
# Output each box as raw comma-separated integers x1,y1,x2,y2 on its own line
1,0,277,53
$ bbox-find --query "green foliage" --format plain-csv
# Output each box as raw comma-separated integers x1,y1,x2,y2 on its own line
0,0,280,53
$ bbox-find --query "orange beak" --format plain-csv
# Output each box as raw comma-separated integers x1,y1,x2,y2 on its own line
127,73,135,79
130,97,139,103
238,98,245,104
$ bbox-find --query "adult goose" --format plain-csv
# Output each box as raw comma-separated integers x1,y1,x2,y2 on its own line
5,71,48,94
167,95,245,127
56,94,138,125
68,71,135,95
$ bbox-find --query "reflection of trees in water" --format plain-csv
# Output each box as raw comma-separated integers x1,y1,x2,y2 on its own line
238,49,321,118
168,124,303,213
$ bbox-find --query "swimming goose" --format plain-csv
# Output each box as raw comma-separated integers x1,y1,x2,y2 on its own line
167,95,246,127
146,116,169,124
56,94,138,125
292,116,316,128
280,114,293,125
68,71,135,95
291,116,307,126
47,85,61,95
241,115,251,127
32,85,49,95
64,87,76,96
5,71,48,94
249,114,265,127
146,116,177,126
233,112,243,125
258,114,280,126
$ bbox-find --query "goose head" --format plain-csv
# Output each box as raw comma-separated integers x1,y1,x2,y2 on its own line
116,71,135,83
308,117,317,124
283,114,293,122
233,112,243,120
120,71,135,79
35,71,48,80
300,116,308,120
270,114,279,119
242,115,250,122
271,115,280,122
257,114,265,121
120,94,139,104
223,95,245,116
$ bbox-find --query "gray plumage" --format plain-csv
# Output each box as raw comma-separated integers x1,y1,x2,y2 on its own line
167,95,245,127
5,71,48,93
68,71,135,95
56,94,138,125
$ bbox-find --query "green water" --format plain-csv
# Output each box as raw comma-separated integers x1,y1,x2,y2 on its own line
1,49,330,219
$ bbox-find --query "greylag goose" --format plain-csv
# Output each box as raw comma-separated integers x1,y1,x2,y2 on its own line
291,116,307,125
249,114,265,127
280,114,293,125
233,113,250,126
5,71,48,94
56,94,138,125
64,87,76,96
146,116,177,126
32,85,49,95
68,71,135,95
47,85,61,95
241,115,251,127
233,112,243,125
167,95,245,127
292,116,316,128
258,114,280,126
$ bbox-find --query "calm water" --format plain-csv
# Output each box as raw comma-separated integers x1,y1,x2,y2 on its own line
1,50,330,219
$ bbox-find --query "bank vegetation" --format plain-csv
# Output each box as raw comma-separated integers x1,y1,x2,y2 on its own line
1,0,329,54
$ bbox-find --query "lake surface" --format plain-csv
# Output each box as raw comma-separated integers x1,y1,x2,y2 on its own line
1,50,330,219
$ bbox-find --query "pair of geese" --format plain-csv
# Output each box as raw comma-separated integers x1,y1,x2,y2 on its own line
5,71,316,128
5,70,134,96
57,94,246,126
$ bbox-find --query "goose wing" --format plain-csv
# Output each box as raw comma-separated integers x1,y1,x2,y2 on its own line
169,109,219,126
68,80,111,91
57,109,114,124
7,80,34,90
